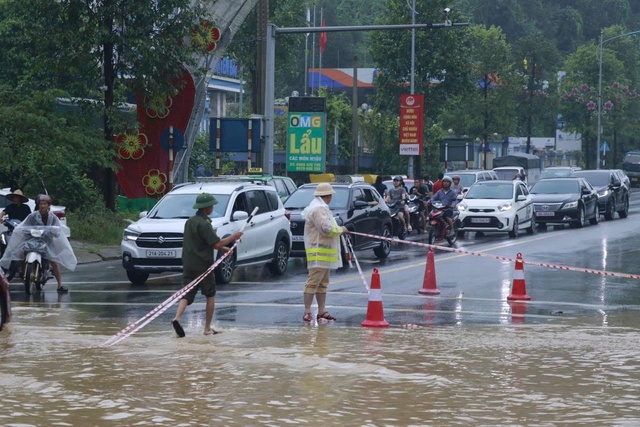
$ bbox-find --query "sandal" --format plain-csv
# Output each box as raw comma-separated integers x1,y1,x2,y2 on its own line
317,311,336,321
57,286,69,293
303,313,313,322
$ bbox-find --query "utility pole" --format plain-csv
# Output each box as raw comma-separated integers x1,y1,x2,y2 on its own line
352,55,359,173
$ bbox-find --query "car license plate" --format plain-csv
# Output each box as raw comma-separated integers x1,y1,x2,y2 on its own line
536,212,554,217
471,218,490,223
632,177,638,182
292,235,304,242
146,250,176,258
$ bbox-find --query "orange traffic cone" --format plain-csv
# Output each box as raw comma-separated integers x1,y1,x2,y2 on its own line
418,248,441,295
361,268,389,328
507,253,531,301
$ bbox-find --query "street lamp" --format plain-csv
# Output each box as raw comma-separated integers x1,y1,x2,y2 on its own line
596,29,640,170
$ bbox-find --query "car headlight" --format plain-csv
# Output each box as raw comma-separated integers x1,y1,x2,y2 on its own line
497,202,513,212
457,202,468,212
123,229,140,241
563,201,578,209
597,189,609,197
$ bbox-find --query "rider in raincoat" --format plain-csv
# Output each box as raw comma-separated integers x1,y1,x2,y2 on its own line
300,183,347,323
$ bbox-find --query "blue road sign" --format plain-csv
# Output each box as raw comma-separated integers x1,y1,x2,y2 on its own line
600,141,611,153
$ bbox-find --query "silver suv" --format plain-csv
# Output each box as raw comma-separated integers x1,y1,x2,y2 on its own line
121,182,292,285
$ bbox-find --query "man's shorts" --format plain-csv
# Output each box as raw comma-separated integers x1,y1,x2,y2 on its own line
182,269,216,305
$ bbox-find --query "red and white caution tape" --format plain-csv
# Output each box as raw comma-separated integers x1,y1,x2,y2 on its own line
345,234,370,292
346,230,640,281
102,240,239,347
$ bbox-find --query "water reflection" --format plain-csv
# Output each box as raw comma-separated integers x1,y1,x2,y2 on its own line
2,308,640,425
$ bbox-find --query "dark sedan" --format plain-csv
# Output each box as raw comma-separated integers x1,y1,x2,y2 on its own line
284,182,392,260
571,170,629,220
529,178,599,229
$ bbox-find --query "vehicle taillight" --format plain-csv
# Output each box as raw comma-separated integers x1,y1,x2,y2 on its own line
284,210,291,221
53,210,66,220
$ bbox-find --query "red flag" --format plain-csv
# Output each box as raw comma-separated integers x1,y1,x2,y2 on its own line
319,20,327,53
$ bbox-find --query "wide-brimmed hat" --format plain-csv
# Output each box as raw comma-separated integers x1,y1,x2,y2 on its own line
6,189,28,203
192,193,218,209
314,183,335,197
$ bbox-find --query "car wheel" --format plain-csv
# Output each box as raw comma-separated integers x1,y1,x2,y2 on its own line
618,197,629,218
508,216,519,238
589,205,599,225
126,269,149,285
373,226,392,258
457,230,465,238
215,251,236,284
604,200,614,220
268,239,289,276
525,218,535,235
575,206,586,228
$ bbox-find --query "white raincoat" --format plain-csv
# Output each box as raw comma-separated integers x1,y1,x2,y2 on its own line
0,211,77,271
301,197,343,269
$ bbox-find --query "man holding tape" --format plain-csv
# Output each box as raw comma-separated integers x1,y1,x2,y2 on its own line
301,183,348,322
172,193,243,337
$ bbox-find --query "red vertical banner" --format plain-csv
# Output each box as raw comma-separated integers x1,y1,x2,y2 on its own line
399,94,424,156
319,20,327,53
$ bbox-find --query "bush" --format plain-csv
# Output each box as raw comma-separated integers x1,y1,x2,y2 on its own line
67,203,139,245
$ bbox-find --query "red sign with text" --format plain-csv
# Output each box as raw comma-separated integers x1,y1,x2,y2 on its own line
399,94,424,156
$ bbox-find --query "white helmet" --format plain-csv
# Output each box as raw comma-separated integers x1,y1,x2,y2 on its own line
442,175,453,184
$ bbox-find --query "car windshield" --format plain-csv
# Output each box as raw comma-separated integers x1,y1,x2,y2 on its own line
493,169,519,180
453,174,477,188
541,168,572,178
624,153,640,163
531,180,579,194
572,171,609,187
148,194,230,219
284,187,350,209
465,183,514,199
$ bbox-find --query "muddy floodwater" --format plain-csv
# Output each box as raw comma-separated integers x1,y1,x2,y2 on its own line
2,305,640,426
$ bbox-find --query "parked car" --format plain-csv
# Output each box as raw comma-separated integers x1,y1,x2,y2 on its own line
446,170,499,190
540,166,581,179
613,169,631,189
0,188,71,237
529,178,599,229
457,180,535,238
121,182,292,285
571,170,629,220
284,182,392,261
621,151,640,187
196,172,297,201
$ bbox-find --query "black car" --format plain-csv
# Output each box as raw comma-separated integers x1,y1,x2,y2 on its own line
529,178,599,229
284,183,392,260
571,170,629,220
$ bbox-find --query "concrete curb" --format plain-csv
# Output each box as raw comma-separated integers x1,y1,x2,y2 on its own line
70,240,120,265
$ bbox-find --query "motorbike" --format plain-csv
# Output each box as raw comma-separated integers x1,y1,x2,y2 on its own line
22,227,54,295
386,200,406,240
1,219,21,281
407,194,427,234
427,201,460,246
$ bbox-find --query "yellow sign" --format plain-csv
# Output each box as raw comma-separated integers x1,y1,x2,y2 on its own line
248,167,263,174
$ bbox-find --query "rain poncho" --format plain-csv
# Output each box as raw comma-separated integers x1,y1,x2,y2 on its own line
0,210,77,271
301,197,343,269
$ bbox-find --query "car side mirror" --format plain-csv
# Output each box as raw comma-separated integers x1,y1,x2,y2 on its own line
232,211,249,221
581,189,591,195
516,195,527,201
353,200,369,209
139,211,148,219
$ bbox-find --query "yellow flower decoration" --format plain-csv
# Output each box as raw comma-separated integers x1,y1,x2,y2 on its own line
116,132,148,160
145,94,173,119
142,169,167,196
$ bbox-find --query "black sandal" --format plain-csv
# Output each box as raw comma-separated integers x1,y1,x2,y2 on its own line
57,286,69,293
317,311,336,321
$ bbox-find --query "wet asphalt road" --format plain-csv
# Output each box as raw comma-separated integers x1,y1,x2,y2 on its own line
7,189,640,334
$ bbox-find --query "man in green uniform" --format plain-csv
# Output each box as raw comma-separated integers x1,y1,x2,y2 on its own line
172,193,243,337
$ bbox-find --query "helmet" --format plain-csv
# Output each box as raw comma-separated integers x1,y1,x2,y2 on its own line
452,175,460,180
442,175,453,184
192,193,218,209
393,176,403,181
36,194,52,206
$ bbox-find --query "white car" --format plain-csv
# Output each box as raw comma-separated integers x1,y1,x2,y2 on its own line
0,188,71,237
457,180,535,237
121,181,292,285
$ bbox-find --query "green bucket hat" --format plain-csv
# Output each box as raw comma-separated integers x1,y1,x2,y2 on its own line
192,193,218,209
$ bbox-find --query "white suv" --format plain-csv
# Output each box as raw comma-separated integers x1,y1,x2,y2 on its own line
121,182,292,285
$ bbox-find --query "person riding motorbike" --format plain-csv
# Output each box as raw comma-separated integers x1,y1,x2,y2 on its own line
385,176,411,233
0,194,77,293
0,189,31,222
430,176,458,237
451,175,464,196
409,178,429,232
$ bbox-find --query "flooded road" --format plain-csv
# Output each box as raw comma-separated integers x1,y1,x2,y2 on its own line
2,193,640,425
2,311,640,426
